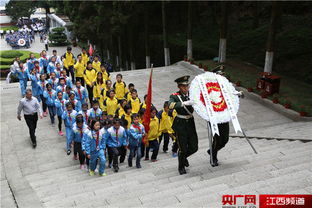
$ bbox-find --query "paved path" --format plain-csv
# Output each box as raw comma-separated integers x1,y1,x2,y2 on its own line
1,63,311,207
0,33,81,55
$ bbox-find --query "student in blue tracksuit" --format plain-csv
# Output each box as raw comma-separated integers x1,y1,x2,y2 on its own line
27,53,37,72
61,70,73,89
39,50,49,74
71,115,88,169
37,74,48,116
74,80,88,105
47,72,59,90
65,92,81,112
43,83,57,125
85,119,107,176
128,113,145,168
47,56,57,75
62,102,77,155
78,103,89,125
55,63,63,78
106,118,128,172
13,61,28,97
63,85,74,101
56,77,67,94
55,91,66,136
28,67,40,101
87,100,102,121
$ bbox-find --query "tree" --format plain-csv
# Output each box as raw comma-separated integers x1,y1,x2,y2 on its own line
162,1,170,66
264,1,281,73
49,27,69,46
5,0,36,21
187,1,193,60
218,1,228,63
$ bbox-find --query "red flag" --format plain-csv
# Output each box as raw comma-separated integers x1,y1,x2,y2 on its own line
89,44,94,57
143,67,153,144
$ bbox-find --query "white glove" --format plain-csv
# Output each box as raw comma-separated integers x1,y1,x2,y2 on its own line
182,100,194,106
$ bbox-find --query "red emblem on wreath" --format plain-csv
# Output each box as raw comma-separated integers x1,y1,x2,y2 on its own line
199,82,227,112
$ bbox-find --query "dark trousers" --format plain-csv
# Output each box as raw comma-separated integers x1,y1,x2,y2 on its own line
40,95,47,112
172,140,178,153
86,85,94,105
128,145,141,167
108,146,126,168
74,142,85,165
141,142,145,159
47,106,56,124
211,122,230,158
145,139,159,160
57,116,62,131
159,133,170,152
24,113,38,144
65,66,75,83
76,77,85,87
45,43,48,51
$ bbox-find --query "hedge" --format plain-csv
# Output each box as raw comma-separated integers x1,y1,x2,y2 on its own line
0,50,40,65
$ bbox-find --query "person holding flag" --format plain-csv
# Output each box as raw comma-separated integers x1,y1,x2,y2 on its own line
168,75,198,175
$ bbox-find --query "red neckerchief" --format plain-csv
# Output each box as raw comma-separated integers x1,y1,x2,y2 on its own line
115,127,119,144
84,111,88,122
41,81,45,90
96,131,99,147
71,100,75,109
132,124,141,133
62,85,65,92
68,111,72,121
78,87,82,100
48,90,52,98
35,65,40,73
60,99,64,106
41,56,47,60
79,127,83,138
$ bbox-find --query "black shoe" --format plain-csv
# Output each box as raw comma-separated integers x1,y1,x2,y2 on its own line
210,159,219,167
207,149,218,162
128,161,132,167
184,158,189,167
114,166,119,172
136,164,141,169
32,142,37,148
67,150,71,155
179,167,187,175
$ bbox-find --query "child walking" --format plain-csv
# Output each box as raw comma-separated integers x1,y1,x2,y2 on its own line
106,118,128,172
85,120,107,176
145,107,160,162
55,91,66,136
128,114,145,168
43,83,57,125
71,115,88,167
62,102,78,155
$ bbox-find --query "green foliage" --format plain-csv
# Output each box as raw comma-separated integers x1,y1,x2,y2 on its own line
0,51,23,58
0,26,19,31
5,0,36,21
49,27,70,46
0,50,40,66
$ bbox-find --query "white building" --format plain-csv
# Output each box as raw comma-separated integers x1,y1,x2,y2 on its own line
48,13,73,40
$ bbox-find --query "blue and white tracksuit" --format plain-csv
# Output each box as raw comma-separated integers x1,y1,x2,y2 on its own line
87,108,102,121
128,123,145,167
28,72,40,99
78,110,89,125
14,65,28,96
27,58,38,72
62,110,77,151
47,62,56,74
74,86,88,105
48,78,59,90
43,89,57,124
85,128,107,174
65,99,81,112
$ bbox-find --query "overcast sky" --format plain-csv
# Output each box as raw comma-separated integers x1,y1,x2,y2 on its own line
0,0,9,7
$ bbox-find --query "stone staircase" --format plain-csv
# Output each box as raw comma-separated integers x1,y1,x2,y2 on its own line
24,135,312,208
1,64,312,208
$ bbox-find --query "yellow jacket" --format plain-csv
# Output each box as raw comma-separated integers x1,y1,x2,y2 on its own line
103,97,118,116
63,52,75,68
74,60,85,78
129,97,141,114
148,117,160,141
101,70,110,81
124,92,132,101
92,61,101,73
113,81,128,100
158,109,176,134
121,113,132,129
81,53,89,66
93,81,106,100
83,68,97,87
116,104,126,118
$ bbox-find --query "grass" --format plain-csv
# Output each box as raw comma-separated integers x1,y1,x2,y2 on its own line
0,26,19,31
195,59,312,117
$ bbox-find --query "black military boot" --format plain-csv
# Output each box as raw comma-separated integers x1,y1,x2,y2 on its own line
178,153,186,175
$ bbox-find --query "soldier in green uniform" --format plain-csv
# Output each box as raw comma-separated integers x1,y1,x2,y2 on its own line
168,75,198,175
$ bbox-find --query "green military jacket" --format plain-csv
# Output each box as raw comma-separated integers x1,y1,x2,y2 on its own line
168,91,194,116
